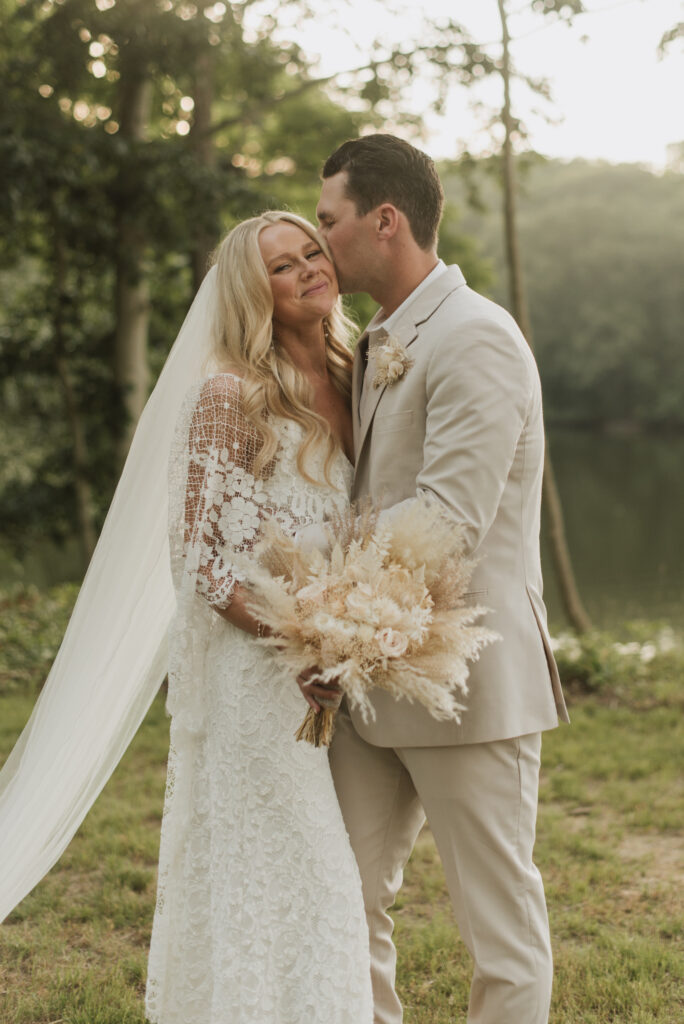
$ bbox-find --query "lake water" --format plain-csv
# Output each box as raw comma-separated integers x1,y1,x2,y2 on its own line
1,432,682,632
541,431,684,630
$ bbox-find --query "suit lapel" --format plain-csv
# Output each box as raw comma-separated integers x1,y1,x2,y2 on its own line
353,266,467,464
354,320,418,460
401,264,466,345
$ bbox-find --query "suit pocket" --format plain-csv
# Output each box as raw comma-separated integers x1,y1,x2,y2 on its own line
462,588,489,606
374,409,414,434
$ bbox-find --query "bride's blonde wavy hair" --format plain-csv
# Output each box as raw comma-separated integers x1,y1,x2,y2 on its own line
211,211,356,486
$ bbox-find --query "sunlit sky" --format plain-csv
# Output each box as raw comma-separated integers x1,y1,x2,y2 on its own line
264,0,684,170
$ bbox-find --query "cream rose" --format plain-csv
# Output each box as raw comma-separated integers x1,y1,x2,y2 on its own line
375,627,409,658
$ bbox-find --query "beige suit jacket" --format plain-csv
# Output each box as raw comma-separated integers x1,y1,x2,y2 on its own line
350,265,569,747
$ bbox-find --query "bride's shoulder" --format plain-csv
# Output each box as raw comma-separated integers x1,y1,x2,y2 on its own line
187,372,262,438
176,373,246,428
203,369,245,388
193,371,245,405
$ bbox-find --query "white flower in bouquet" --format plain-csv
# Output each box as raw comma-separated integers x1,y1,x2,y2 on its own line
296,581,329,603
376,627,409,659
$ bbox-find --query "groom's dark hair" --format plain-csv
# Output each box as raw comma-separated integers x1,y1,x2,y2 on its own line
322,134,444,251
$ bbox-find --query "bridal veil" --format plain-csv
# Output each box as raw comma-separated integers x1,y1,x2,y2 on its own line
0,266,219,921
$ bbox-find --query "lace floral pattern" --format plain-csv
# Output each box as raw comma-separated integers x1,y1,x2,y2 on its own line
146,374,372,1023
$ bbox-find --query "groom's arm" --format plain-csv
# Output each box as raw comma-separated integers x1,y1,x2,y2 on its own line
379,317,535,557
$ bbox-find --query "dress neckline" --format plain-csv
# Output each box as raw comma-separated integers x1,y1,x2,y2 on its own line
209,371,355,472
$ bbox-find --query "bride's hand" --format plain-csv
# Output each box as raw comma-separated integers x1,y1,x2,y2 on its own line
296,665,341,714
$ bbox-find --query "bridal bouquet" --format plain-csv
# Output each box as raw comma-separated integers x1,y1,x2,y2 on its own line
245,500,499,746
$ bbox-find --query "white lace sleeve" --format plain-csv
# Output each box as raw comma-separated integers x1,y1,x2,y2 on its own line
166,370,352,736
184,374,271,609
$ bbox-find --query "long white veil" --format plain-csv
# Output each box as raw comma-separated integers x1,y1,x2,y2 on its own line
0,266,219,922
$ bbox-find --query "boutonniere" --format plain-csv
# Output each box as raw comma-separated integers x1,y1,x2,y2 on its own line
372,334,414,389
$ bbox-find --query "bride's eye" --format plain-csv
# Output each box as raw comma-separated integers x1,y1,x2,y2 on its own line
306,249,322,260
274,262,291,273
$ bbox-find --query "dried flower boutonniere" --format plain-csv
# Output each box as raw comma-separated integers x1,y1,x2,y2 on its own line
372,334,414,389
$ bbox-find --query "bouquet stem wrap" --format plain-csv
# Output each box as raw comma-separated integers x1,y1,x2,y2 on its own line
295,697,341,748
244,500,499,746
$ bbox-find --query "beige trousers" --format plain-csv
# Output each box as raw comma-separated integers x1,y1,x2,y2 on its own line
329,709,553,1024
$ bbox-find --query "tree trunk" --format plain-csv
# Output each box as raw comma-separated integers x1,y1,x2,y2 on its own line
52,228,98,568
191,40,218,291
497,0,592,633
114,68,153,466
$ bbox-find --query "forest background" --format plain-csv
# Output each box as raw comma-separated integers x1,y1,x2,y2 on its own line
0,0,682,631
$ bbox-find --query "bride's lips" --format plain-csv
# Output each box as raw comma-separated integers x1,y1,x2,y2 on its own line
302,279,329,297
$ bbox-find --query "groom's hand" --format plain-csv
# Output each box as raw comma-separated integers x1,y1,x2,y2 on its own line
296,665,341,713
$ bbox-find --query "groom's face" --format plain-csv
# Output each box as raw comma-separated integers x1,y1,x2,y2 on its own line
316,172,375,294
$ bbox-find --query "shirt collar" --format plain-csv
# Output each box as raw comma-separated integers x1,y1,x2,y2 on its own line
375,259,448,336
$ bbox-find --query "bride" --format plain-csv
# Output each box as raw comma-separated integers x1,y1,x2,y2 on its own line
0,212,373,1023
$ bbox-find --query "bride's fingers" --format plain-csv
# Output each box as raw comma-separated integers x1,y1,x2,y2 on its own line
306,684,342,702
296,669,322,711
296,669,342,713
302,688,321,713
298,681,327,712
297,665,319,685
297,666,339,690
311,681,342,696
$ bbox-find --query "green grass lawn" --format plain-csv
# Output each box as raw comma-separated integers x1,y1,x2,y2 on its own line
1,590,683,1022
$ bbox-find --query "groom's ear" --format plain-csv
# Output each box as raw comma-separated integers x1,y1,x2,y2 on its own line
375,203,401,241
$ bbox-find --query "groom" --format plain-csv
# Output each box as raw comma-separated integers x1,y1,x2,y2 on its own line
313,134,569,1024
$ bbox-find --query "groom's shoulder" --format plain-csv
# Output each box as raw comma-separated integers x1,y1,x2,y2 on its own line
438,273,520,335
426,275,539,392
432,274,532,357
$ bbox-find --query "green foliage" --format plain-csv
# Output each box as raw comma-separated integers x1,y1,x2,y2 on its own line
658,21,684,57
0,0,361,546
0,584,79,694
437,197,494,295
443,157,684,428
551,622,683,702
0,0,493,554
531,0,586,16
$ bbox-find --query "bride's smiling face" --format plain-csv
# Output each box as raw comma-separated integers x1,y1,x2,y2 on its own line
259,222,338,331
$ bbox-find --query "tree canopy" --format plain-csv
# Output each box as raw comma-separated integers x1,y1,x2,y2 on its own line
0,0,492,564
2,0,681,574
443,156,684,429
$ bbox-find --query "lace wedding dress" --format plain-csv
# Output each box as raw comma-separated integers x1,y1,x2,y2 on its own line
145,373,372,1024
